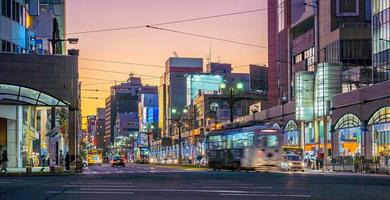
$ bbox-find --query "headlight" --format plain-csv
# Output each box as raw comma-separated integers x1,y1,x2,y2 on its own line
288,162,293,166
301,162,305,167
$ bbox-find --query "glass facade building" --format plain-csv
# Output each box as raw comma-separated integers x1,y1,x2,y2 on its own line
186,74,223,105
372,0,390,83
314,63,342,117
295,71,314,121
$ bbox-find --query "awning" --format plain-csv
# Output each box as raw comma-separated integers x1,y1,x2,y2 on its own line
0,84,69,106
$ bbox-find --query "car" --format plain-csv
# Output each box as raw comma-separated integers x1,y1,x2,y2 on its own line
111,156,125,167
281,154,305,172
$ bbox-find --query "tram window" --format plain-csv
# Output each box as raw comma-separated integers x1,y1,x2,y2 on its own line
266,135,278,147
227,132,254,149
257,135,279,147
208,135,226,150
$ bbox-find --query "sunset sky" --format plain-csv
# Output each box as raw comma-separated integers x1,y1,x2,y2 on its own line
66,0,268,123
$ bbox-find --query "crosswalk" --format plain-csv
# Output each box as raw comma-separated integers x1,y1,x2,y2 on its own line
82,165,185,175
45,178,311,198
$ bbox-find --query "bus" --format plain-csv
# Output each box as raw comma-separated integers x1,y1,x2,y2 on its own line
206,124,283,172
87,149,103,165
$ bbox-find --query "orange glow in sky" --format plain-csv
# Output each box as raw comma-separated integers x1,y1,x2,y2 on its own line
66,0,268,125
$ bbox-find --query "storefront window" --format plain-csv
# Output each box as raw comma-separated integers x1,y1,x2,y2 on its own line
369,107,390,156
335,113,362,157
305,123,315,144
284,120,299,146
339,127,361,156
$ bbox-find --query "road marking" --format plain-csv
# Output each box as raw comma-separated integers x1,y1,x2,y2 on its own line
79,188,269,194
219,193,311,198
47,191,134,194
0,182,12,184
68,182,132,185
193,183,255,186
201,186,272,189
62,185,135,188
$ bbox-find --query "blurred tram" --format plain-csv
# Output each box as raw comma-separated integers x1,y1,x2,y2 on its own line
206,123,283,172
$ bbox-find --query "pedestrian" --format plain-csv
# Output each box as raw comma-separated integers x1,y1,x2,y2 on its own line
1,150,8,173
59,150,64,167
307,155,312,170
75,156,82,173
65,152,70,171
318,150,324,170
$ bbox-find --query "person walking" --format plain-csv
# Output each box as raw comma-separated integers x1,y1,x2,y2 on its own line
65,152,70,171
318,150,325,170
1,150,8,173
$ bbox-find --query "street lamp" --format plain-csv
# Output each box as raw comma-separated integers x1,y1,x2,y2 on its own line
48,38,79,54
218,82,245,123
171,108,189,165
236,82,244,90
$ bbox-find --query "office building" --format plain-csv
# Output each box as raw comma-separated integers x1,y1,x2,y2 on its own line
372,0,390,83
249,64,268,93
267,0,291,107
104,76,143,145
158,57,203,137
94,108,105,150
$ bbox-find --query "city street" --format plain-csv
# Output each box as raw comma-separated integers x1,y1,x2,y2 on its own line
0,164,390,200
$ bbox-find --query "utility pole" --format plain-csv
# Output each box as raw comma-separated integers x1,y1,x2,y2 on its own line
229,87,234,123
178,121,182,165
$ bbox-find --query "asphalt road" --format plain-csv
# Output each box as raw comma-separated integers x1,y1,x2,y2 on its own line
1,164,390,200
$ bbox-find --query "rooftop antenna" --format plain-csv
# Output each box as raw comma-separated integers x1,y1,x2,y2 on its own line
173,51,179,57
206,44,212,72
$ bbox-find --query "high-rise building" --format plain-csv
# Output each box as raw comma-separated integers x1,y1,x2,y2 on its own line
267,0,291,107
158,73,167,138
86,115,96,135
1,0,35,53
39,0,66,54
372,0,390,83
319,0,372,92
104,76,143,145
1,0,66,54
159,57,203,137
249,64,268,93
94,108,105,150
138,92,158,137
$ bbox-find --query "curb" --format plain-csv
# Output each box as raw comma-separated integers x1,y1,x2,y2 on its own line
0,172,82,177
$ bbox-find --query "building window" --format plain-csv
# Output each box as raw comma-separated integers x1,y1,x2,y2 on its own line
277,0,285,32
294,53,302,64
336,0,359,17
2,0,11,18
1,40,12,52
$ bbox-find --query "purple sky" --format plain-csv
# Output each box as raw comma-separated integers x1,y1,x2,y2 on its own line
66,0,268,118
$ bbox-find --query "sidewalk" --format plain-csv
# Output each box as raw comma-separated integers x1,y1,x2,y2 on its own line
0,167,80,176
303,169,390,177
